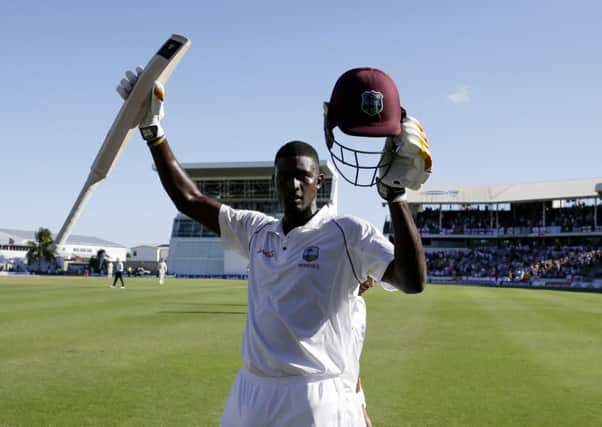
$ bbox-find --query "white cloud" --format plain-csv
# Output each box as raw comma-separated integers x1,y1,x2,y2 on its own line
448,85,471,105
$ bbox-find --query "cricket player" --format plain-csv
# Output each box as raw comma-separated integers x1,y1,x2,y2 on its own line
116,66,430,426
106,260,114,278
110,258,125,289
158,258,167,285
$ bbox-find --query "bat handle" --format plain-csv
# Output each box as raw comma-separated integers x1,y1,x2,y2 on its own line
53,173,102,251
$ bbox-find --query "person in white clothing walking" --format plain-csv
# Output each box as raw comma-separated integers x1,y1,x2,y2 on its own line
106,260,113,278
158,259,167,285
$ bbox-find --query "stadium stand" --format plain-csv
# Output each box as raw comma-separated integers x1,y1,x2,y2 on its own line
160,162,600,290
384,178,602,291
165,161,337,277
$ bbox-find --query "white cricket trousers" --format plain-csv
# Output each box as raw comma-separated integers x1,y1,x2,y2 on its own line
220,368,365,427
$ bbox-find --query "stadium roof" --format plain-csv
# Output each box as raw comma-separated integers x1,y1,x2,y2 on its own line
177,161,336,179
0,228,126,248
407,177,602,204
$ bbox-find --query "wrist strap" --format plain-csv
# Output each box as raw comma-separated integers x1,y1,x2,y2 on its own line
388,192,408,203
377,180,406,202
140,123,165,141
147,135,166,147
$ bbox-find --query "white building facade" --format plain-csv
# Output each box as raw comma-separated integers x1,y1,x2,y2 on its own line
128,244,170,274
130,245,169,262
0,228,127,273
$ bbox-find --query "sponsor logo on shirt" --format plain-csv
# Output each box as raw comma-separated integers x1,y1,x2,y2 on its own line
257,248,274,258
298,246,320,269
298,263,320,269
302,246,320,262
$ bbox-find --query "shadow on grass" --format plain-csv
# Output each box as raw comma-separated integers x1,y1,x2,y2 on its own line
174,302,248,307
159,310,247,315
159,302,247,315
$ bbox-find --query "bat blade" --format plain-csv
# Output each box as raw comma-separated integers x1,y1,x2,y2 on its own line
53,35,191,251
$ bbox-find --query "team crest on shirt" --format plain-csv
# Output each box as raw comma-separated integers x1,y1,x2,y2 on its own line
361,90,384,116
302,246,320,262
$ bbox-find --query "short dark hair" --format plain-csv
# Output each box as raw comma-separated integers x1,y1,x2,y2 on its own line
274,141,320,167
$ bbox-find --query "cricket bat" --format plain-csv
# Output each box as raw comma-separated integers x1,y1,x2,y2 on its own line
53,34,191,251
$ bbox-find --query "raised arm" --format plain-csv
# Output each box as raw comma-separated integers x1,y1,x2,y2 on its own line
378,116,432,293
147,139,221,234
381,201,426,293
117,69,221,234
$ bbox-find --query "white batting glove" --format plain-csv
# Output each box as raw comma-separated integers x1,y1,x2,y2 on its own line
116,66,144,100
377,116,432,196
116,67,165,142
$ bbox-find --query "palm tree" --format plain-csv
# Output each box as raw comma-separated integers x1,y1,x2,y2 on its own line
88,255,99,274
96,249,106,274
26,227,56,273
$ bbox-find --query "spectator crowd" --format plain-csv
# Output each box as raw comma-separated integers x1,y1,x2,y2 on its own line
415,201,601,236
427,243,601,282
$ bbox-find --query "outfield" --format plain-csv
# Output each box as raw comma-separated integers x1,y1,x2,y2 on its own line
1,276,600,426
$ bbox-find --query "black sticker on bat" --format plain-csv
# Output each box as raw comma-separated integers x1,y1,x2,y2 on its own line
157,39,184,60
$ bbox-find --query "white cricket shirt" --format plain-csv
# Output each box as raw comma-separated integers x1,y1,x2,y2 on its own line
219,203,394,379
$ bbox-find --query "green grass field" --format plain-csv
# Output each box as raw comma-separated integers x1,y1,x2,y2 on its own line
1,276,601,426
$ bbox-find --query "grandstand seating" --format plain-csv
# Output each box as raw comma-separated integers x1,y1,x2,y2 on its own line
426,244,601,281
384,180,602,288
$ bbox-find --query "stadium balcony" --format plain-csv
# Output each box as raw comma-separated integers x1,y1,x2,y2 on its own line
383,178,602,290
397,179,602,240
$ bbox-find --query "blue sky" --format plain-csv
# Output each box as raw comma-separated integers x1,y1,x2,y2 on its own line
2,0,601,248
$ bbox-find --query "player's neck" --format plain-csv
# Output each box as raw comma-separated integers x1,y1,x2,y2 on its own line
282,206,319,235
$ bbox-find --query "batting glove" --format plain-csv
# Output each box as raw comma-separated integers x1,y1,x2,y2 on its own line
376,116,432,201
116,67,165,142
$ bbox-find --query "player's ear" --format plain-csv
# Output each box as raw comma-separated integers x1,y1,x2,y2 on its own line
316,173,324,189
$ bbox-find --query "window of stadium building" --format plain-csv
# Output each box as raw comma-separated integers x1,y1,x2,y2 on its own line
318,179,332,199
195,178,332,202
172,219,201,237
249,180,274,199
196,179,276,201
197,181,224,198
227,180,247,198
0,244,28,252
199,224,218,237
229,202,282,214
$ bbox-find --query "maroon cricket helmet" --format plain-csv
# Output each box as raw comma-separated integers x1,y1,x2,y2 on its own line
324,67,405,187
326,67,402,137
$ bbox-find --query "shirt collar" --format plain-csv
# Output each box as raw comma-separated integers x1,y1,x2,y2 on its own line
267,203,335,236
